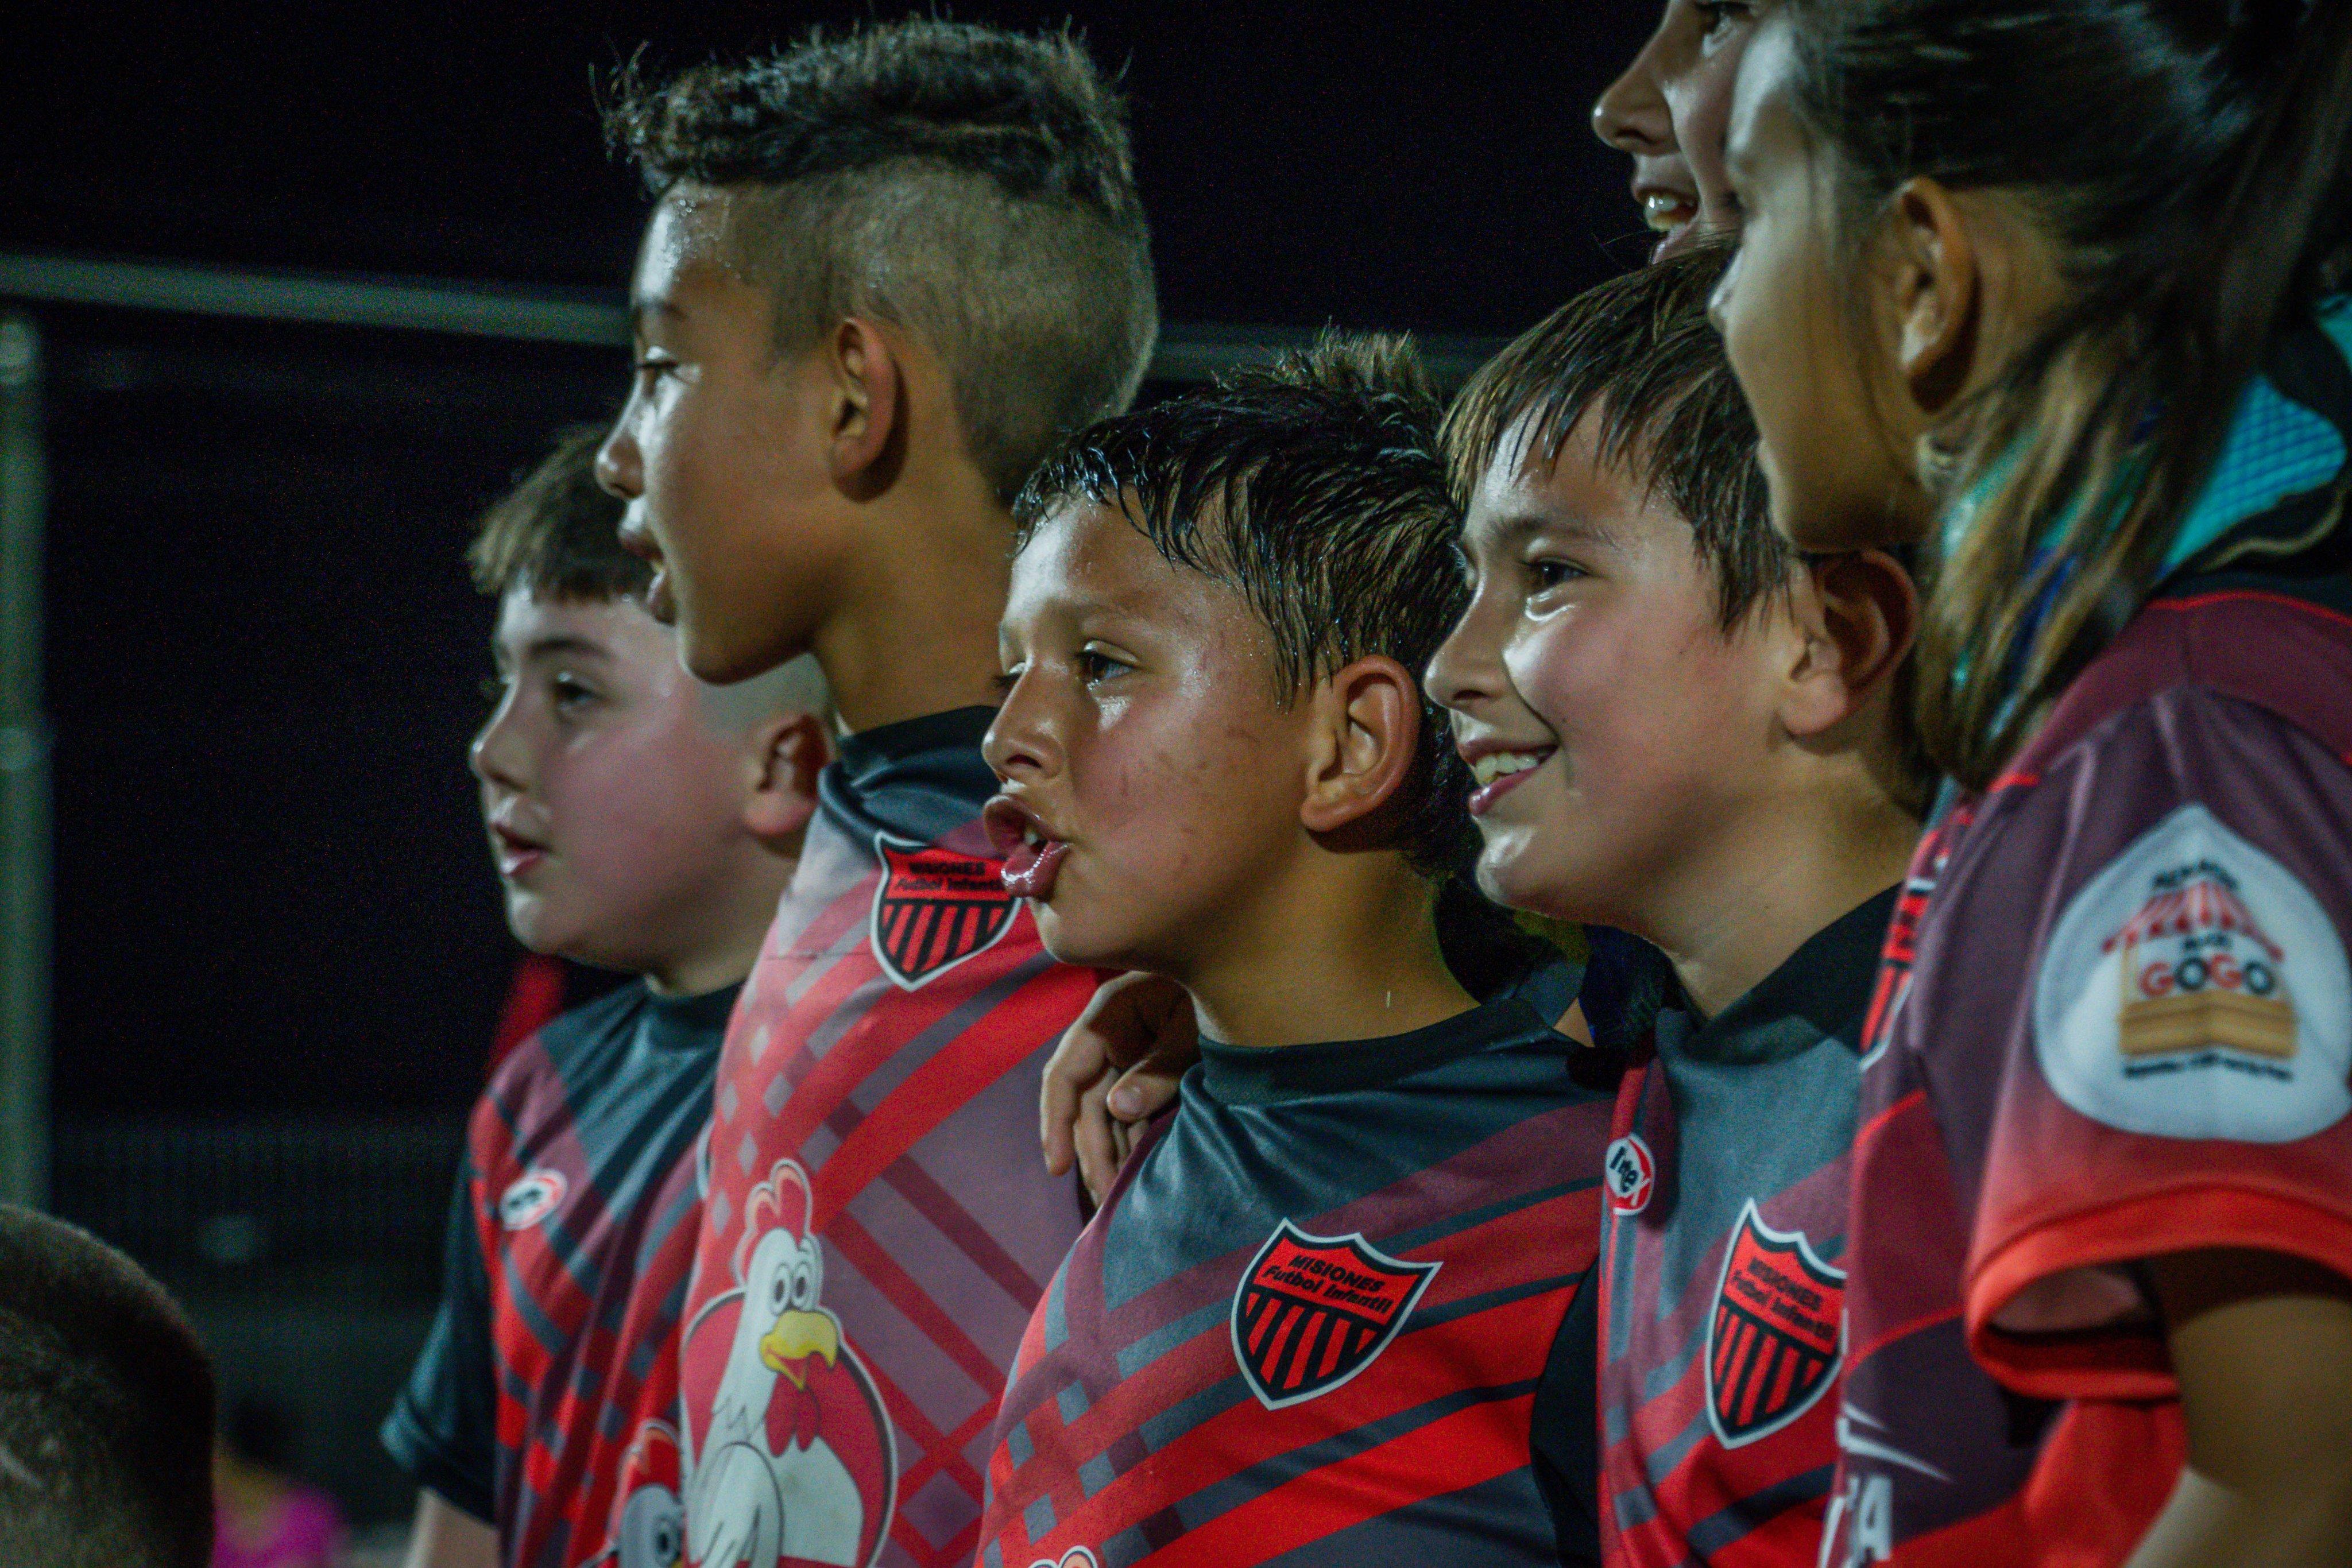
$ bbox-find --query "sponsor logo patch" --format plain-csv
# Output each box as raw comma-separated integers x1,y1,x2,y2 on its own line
869,835,1018,990
1604,1133,1655,1216
1230,1221,1438,1410
2036,805,2351,1142
498,1168,567,1231
1704,1200,1844,1448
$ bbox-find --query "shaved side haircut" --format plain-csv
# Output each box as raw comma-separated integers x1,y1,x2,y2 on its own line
607,19,1159,505
0,1206,215,1568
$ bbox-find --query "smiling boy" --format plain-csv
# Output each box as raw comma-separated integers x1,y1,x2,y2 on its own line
591,22,1158,1568
385,429,828,1568
974,337,1618,1568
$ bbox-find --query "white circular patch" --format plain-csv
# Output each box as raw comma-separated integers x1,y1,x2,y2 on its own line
1604,1133,1655,1215
499,1168,568,1230
2034,804,2351,1143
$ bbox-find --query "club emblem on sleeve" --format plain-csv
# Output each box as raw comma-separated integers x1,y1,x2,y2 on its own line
871,835,1018,990
498,1168,567,1231
1604,1133,1655,1216
1704,1201,1844,1448
1230,1221,1439,1410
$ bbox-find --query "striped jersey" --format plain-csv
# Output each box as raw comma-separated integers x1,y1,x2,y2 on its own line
1827,306,2352,1566
385,978,728,1568
676,707,1098,1568
1597,891,1893,1568
979,977,1618,1568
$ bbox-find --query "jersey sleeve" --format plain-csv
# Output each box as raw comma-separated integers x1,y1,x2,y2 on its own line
381,1150,498,1522
1530,1261,1602,1568
1955,684,2352,1399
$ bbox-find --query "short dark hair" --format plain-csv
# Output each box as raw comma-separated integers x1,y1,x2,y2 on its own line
469,425,648,601
606,19,1159,505
0,1206,215,1568
1443,243,1790,628
1015,332,1472,876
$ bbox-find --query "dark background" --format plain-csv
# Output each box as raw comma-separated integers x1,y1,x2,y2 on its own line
7,2,1660,1121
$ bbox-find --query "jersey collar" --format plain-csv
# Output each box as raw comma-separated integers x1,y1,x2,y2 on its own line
1656,885,1898,1066
1196,994,1551,1106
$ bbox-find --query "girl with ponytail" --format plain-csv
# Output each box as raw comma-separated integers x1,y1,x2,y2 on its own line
1711,2,2352,1565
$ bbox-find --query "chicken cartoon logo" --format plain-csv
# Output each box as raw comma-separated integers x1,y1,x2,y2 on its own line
679,1159,894,1568
594,1423,684,1568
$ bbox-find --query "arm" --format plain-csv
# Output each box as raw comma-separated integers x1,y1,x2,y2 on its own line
400,1490,498,1568
1039,972,1197,1205
2126,1249,2352,1568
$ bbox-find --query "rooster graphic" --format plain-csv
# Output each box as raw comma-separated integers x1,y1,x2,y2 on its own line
680,1159,895,1568
595,1423,684,1568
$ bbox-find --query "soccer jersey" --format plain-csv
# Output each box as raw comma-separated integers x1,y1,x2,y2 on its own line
676,707,1098,1568
977,973,1619,1568
1596,890,1892,1568
385,978,729,1568
1827,312,2352,1566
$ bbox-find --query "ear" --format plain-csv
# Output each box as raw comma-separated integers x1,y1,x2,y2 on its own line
1299,656,1423,842
1778,549,1919,742
1883,176,1982,417
742,710,831,853
826,317,904,500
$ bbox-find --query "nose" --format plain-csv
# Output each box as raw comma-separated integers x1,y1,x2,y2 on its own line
981,668,1061,784
596,407,643,502
1423,587,1508,721
1592,22,1676,157
470,684,530,793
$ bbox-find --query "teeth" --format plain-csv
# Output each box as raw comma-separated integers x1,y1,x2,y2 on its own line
1471,751,1548,787
1642,192,1692,232
1024,824,1044,847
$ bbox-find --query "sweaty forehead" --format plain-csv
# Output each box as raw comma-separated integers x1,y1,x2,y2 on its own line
636,185,769,299
1008,500,1248,629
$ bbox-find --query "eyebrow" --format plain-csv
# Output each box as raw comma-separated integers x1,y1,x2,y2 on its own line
514,633,613,663
628,296,684,333
1474,511,1623,553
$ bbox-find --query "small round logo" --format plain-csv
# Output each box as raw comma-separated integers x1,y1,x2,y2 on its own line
500,1168,568,1231
1604,1133,1655,1216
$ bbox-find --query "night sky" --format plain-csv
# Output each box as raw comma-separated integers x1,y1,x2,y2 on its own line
6,3,1661,1115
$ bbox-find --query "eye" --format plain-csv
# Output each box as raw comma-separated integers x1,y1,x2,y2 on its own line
791,1257,817,1310
1527,557,1587,592
550,673,599,714
993,662,1026,696
1693,1,1753,40
1076,646,1133,684
632,350,679,385
765,1263,792,1316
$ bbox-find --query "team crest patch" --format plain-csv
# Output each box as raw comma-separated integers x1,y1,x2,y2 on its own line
1604,1133,1655,1216
1230,1221,1438,1410
1705,1201,1843,1448
871,835,1018,990
2036,805,2351,1143
498,1168,567,1231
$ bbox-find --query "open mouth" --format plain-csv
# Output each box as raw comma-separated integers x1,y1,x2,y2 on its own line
489,822,550,878
1638,187,1701,260
982,795,1070,901
1463,747,1556,817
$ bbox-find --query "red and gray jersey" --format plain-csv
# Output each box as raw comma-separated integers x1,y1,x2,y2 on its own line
1828,564,2352,1565
1596,891,1891,1568
978,982,1619,1568
675,707,1098,1568
386,979,729,1568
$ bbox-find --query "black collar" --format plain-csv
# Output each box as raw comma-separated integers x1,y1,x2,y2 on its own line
1197,994,1550,1106
1658,886,1898,1065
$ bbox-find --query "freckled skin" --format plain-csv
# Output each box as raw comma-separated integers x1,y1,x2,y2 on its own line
984,503,1318,979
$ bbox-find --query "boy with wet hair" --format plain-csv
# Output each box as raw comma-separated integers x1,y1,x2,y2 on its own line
594,20,1156,1568
385,429,827,1568
0,1205,216,1568
974,336,1619,1568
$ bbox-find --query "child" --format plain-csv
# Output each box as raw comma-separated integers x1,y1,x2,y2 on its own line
1592,0,1770,261
382,428,828,1568
976,335,1616,1568
1430,249,1922,1568
1711,5,2352,1564
0,1203,216,1568
592,22,1158,1566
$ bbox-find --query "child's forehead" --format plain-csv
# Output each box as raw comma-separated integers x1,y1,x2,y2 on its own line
495,587,668,658
1466,415,1680,547
1014,497,1239,608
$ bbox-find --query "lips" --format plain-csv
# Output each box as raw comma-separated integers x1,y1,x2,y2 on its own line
1634,182,1701,261
489,820,550,879
1461,745,1557,818
982,795,1069,901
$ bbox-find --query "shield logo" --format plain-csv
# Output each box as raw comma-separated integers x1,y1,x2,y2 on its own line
870,835,1018,990
1229,1221,1440,1410
1705,1200,1844,1447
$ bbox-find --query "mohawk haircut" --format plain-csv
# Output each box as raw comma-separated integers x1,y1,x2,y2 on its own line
0,1206,215,1568
1443,243,1790,627
469,426,648,602
1015,332,1473,876
606,19,1159,505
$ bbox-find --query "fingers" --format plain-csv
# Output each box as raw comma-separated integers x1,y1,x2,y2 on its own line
1074,1068,1121,1206
1042,971,1183,1172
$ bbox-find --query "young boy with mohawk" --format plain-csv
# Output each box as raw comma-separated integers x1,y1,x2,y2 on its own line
591,20,1157,1568
975,336,1620,1568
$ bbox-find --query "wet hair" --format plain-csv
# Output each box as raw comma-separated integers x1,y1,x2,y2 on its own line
470,425,648,602
0,1206,215,1568
1786,0,2352,786
1442,243,1790,628
1015,332,1473,877
606,19,1159,505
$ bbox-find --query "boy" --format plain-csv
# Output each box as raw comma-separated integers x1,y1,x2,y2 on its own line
384,428,829,1568
592,21,1157,1567
975,336,1617,1568
0,1203,216,1568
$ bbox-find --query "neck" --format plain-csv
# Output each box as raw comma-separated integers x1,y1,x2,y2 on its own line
642,853,796,997
1639,769,1917,1020
1182,857,1472,1049
818,462,1015,734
